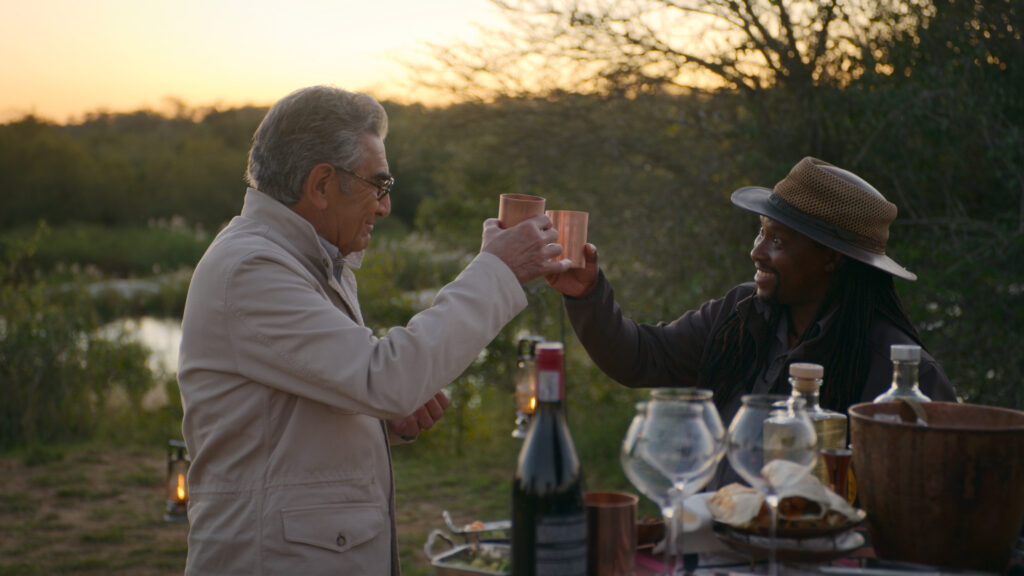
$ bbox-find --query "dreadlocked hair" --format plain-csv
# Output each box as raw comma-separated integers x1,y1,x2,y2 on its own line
811,259,924,414
697,293,783,414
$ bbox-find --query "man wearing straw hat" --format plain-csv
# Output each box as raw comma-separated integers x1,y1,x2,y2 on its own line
547,157,956,484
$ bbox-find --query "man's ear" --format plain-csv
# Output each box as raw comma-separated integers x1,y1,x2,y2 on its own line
301,163,336,210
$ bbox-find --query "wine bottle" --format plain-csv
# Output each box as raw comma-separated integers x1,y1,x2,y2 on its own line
511,342,586,576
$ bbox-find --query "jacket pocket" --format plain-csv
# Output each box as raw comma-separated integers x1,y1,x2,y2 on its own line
280,502,386,553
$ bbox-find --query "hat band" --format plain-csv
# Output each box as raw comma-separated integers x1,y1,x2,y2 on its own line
768,194,887,254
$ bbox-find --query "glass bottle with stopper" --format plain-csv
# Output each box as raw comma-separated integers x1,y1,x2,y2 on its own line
874,344,932,404
787,362,848,493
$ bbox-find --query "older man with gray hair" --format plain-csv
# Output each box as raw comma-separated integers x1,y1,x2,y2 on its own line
178,85,570,574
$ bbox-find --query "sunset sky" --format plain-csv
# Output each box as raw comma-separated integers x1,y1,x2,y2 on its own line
0,0,504,123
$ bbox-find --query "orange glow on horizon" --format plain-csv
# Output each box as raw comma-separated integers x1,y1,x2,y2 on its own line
0,0,505,124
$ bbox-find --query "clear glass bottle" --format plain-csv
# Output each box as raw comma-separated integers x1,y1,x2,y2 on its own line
788,362,847,487
874,344,932,404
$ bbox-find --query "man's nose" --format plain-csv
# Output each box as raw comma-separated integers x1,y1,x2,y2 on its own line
750,235,766,261
377,194,391,218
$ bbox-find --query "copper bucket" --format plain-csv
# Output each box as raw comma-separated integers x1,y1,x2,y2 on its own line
849,401,1024,572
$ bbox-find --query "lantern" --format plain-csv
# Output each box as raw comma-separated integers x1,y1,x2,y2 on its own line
164,439,190,523
511,335,545,438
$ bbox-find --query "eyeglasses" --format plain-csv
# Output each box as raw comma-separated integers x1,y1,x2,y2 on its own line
335,166,394,201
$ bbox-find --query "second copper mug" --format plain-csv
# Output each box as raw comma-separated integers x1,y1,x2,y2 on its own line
546,209,589,268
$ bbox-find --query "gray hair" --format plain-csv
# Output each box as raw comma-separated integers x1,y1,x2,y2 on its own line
245,85,389,204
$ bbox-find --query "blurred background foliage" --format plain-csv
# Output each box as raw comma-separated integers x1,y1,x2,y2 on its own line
1,0,1021,460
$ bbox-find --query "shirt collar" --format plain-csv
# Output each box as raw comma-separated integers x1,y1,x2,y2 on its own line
342,250,364,270
776,307,837,350
317,237,364,282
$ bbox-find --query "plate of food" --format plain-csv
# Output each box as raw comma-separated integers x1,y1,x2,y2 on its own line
706,464,866,540
712,522,865,563
709,492,866,539
442,510,511,541
636,516,665,550
425,529,510,576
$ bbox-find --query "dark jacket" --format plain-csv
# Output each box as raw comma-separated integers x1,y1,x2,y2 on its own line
564,272,956,488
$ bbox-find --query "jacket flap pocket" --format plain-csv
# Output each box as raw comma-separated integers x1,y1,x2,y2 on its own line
281,502,385,553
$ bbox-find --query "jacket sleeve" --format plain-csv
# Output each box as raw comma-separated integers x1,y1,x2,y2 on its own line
223,251,527,419
918,352,958,402
562,270,737,388
859,323,959,403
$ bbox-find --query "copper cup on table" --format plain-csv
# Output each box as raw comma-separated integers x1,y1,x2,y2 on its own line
585,490,637,576
546,209,589,269
498,193,546,228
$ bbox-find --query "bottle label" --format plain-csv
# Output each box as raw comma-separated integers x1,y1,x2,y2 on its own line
534,512,586,576
537,370,560,402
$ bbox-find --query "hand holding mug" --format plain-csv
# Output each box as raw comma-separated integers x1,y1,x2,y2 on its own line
546,243,599,298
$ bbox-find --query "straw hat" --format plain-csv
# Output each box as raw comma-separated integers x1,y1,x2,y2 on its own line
731,157,916,281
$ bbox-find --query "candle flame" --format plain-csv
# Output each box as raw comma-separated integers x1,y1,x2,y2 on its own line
529,397,536,411
176,473,186,501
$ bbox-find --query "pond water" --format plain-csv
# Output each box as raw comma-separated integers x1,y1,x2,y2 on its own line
100,316,182,374
99,316,182,409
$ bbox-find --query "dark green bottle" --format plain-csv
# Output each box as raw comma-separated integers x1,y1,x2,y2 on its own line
511,342,586,576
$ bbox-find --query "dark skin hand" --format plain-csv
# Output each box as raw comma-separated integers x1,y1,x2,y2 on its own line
545,243,600,298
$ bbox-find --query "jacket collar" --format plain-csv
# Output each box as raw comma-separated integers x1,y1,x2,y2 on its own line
241,188,333,279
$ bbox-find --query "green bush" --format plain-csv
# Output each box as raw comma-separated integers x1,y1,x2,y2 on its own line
0,227,164,450
0,220,211,278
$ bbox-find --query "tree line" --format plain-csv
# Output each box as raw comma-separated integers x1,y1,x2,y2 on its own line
1,0,1020,409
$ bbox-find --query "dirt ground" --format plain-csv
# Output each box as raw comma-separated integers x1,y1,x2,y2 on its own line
0,445,188,575
0,445,463,575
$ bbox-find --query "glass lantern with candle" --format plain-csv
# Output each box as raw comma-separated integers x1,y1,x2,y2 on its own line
512,336,545,439
165,439,190,522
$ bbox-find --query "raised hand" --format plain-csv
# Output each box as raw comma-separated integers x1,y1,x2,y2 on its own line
481,216,571,284
545,243,599,298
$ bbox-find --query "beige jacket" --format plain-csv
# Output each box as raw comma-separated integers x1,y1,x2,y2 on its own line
178,189,526,575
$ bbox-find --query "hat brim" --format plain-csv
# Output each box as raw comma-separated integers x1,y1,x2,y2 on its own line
731,186,917,281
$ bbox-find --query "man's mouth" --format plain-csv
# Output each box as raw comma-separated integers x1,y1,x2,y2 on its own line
754,267,776,286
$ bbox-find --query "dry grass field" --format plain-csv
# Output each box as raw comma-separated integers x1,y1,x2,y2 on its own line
0,442,519,575
0,446,188,575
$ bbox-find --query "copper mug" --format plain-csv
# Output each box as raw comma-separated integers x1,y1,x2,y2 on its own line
498,194,546,228
546,209,589,268
585,490,637,576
